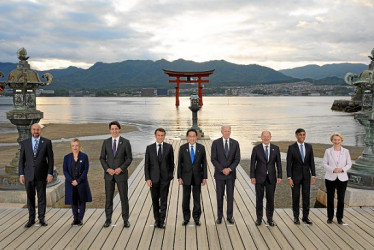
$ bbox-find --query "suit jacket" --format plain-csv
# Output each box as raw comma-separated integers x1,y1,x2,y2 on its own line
177,142,207,186
323,146,352,181
144,142,175,183
19,136,54,181
286,142,316,182
211,137,241,180
250,143,282,184
63,152,92,204
100,136,133,181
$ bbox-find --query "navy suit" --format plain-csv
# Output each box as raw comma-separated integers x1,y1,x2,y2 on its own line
63,152,92,221
287,142,316,219
100,136,132,221
144,142,174,224
19,136,54,222
250,143,282,221
211,137,240,220
178,142,207,222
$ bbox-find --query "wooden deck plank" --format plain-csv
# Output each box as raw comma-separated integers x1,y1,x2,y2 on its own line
40,209,96,250
7,209,66,249
53,209,104,250
0,208,27,235
308,209,356,249
283,208,332,250
312,208,373,249
1,139,374,250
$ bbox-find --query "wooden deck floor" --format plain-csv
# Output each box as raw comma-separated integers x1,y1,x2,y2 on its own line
1,139,374,249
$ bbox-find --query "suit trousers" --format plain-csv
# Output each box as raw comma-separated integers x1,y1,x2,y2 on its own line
292,177,311,219
182,176,201,222
150,181,170,223
105,178,129,221
255,175,276,221
25,179,47,221
72,187,86,221
216,178,235,220
325,179,348,221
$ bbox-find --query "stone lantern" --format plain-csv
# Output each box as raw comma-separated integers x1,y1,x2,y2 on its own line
0,48,58,190
188,94,204,137
344,48,374,189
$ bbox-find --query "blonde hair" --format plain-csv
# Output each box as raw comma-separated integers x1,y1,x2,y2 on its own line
70,138,82,150
330,133,343,142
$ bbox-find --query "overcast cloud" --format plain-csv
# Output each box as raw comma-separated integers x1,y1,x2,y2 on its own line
0,0,373,70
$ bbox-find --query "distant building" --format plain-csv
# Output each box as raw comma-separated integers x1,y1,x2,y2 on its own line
69,90,83,97
36,89,55,96
225,89,239,96
141,88,156,97
157,89,168,96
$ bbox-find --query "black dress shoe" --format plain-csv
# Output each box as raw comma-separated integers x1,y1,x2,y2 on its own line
182,220,189,226
103,219,111,228
294,218,300,224
72,219,78,226
337,220,344,225
39,219,48,226
255,219,262,226
327,219,332,224
154,221,159,227
267,220,276,226
227,218,235,224
124,220,130,228
158,223,166,229
216,218,222,224
302,218,312,225
25,220,35,228
195,220,201,226
77,220,83,226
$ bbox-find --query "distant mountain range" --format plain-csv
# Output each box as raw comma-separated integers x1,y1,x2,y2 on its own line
0,59,368,89
279,63,367,79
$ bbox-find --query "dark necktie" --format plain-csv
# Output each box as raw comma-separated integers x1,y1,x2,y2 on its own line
224,139,229,158
190,145,195,163
300,144,304,162
33,139,39,157
265,145,269,162
158,143,162,164
113,139,117,156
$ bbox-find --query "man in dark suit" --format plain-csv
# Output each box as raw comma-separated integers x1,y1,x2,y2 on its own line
144,128,174,229
250,131,282,226
100,121,133,228
178,128,207,226
211,125,240,224
287,128,316,225
19,123,54,228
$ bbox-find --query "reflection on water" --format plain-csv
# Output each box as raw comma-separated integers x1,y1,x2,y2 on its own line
0,96,364,157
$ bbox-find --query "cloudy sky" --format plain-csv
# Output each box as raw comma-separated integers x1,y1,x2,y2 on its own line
0,0,373,71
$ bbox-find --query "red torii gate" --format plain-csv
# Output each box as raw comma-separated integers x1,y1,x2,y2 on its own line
163,69,215,106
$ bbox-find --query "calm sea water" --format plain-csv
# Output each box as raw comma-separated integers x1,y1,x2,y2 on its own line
0,96,364,158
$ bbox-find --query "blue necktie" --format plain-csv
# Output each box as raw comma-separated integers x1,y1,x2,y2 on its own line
265,145,269,162
300,144,304,162
224,140,229,158
33,139,39,157
190,145,195,163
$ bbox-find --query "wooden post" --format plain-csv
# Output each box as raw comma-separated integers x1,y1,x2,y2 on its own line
198,76,203,106
175,77,180,106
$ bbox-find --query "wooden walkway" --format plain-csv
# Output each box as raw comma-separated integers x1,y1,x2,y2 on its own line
1,139,374,249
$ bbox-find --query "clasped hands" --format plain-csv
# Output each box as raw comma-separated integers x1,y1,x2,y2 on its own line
333,168,344,173
178,178,206,186
288,177,316,188
107,168,122,176
222,167,231,176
